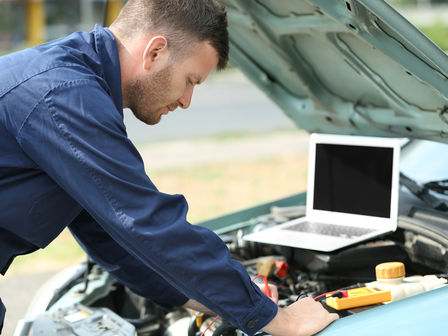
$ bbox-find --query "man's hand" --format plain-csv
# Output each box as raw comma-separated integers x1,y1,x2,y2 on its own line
256,282,279,304
262,297,339,336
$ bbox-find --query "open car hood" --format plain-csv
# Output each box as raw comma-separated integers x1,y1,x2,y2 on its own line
218,0,448,142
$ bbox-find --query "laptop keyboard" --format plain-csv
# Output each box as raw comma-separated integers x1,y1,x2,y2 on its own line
282,221,376,239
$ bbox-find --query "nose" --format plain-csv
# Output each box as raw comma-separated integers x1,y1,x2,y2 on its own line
177,85,194,109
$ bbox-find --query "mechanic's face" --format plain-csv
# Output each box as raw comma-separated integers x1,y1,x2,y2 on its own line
128,40,219,125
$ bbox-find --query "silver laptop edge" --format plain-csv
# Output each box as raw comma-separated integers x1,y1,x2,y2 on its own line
244,133,401,252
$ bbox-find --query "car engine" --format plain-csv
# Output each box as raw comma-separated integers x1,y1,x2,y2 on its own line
16,200,448,336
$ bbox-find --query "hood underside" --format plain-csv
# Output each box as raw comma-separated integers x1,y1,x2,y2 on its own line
218,0,448,142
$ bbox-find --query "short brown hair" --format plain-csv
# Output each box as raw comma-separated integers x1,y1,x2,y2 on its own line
112,0,229,70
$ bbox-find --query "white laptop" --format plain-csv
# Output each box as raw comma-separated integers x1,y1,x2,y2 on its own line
244,133,401,252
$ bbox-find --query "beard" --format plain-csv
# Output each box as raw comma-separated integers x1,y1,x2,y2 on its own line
125,65,174,125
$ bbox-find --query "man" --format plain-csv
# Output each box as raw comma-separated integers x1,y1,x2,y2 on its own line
0,0,338,335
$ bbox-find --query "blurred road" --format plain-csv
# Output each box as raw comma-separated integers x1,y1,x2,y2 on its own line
0,70,301,336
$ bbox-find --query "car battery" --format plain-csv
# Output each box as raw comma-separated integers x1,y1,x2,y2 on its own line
28,304,135,336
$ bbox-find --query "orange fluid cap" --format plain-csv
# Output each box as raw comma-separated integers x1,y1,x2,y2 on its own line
376,262,406,279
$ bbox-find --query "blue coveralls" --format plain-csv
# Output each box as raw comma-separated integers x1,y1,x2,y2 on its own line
0,298,4,333
0,25,277,335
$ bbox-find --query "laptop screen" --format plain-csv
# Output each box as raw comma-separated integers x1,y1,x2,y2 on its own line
313,143,394,218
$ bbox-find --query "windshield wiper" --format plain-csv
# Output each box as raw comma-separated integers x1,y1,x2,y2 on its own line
400,173,448,212
424,179,448,196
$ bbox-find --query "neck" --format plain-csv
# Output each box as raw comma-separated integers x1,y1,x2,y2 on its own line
109,27,141,108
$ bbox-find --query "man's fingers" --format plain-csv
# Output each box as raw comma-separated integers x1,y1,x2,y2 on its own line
268,284,279,303
254,282,279,303
329,312,340,322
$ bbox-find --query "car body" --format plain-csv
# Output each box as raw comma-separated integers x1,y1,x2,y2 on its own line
13,0,448,335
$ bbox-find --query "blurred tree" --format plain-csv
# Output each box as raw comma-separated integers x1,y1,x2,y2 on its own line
45,0,80,39
0,1,25,52
389,0,417,5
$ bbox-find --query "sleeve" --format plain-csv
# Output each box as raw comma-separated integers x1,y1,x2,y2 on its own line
69,210,189,309
16,79,278,335
0,298,5,334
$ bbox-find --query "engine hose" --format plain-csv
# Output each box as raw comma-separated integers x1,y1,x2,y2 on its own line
188,316,199,336
125,314,157,329
211,321,237,336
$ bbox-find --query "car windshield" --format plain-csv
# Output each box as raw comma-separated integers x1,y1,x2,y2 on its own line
401,139,448,183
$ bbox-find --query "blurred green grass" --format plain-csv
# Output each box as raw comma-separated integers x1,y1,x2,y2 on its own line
420,22,448,51
151,152,308,223
10,230,85,275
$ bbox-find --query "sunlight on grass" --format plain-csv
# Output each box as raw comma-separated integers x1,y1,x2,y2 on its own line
8,229,85,275
419,22,448,51
151,153,307,223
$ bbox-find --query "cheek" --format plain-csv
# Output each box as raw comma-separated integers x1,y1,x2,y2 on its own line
170,81,188,100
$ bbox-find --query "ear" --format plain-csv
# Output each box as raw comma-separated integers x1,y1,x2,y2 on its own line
142,36,168,70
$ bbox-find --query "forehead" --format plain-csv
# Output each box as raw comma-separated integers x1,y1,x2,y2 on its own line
176,41,219,80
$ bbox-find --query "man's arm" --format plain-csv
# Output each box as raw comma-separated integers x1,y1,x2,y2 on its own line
69,210,189,309
17,80,277,334
183,283,279,316
184,287,338,336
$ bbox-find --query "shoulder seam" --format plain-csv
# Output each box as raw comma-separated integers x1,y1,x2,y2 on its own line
0,64,97,99
16,78,99,140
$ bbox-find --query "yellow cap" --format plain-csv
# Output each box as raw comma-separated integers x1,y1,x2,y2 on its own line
375,262,405,279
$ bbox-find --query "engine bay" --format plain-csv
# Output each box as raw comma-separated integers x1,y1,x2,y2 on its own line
17,200,448,336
